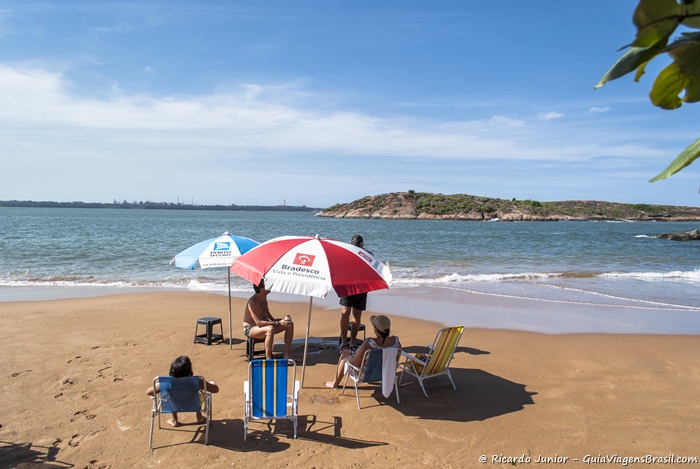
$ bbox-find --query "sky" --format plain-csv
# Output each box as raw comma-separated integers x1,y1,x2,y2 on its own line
1,1,699,208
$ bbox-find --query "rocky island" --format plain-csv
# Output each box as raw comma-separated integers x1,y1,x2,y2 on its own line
316,191,700,222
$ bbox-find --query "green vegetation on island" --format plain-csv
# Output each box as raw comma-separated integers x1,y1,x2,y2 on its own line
317,191,700,222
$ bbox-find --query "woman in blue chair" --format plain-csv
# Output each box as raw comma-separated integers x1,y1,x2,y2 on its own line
325,314,400,389
146,356,219,427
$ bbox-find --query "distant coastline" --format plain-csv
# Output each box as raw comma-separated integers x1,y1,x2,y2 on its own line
5,192,700,221
0,200,320,212
316,191,700,222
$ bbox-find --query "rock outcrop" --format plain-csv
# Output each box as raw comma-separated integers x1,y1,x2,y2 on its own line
656,229,700,241
316,192,700,222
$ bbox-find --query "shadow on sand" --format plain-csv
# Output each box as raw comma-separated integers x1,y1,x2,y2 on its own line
0,440,73,468
304,343,535,423
392,367,536,421
204,417,386,453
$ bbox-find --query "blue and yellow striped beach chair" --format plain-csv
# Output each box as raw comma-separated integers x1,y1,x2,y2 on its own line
244,359,299,441
398,325,464,397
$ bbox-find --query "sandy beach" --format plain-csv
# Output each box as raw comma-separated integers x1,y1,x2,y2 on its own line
2,291,699,468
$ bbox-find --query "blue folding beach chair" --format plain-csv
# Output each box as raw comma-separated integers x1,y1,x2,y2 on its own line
149,375,212,450
244,359,299,441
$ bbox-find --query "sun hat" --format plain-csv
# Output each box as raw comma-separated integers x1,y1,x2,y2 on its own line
370,314,391,333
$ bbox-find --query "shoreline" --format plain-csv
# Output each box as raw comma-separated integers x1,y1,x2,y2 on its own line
3,284,699,336
1,291,698,467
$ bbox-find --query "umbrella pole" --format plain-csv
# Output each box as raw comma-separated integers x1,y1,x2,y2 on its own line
301,296,313,388
228,269,233,350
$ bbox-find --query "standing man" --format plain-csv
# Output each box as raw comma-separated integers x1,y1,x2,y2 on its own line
338,234,370,349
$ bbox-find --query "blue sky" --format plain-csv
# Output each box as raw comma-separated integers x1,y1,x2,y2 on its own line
1,1,699,208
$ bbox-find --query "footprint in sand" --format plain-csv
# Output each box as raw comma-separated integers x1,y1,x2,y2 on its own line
68,434,82,447
71,410,96,422
68,431,100,449
87,459,110,469
11,369,32,377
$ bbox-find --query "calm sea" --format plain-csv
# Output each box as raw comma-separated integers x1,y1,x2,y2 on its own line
1,207,699,334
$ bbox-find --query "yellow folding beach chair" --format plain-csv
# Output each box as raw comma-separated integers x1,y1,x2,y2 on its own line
398,325,464,397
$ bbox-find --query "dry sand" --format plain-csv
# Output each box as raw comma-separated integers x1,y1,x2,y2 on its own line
1,292,699,468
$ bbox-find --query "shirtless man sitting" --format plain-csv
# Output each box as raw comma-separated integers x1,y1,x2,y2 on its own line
243,279,296,360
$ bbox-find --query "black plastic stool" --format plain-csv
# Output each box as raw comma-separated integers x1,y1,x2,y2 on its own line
194,317,224,345
351,323,366,346
342,324,367,347
246,336,266,360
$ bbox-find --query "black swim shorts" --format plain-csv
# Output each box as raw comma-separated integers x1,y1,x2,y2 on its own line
339,292,368,311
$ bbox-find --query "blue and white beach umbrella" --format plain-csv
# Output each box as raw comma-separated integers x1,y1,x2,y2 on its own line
171,232,260,349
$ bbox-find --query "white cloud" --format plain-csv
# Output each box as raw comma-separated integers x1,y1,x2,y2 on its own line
0,63,685,205
537,111,563,120
0,63,591,162
488,115,524,126
589,106,610,113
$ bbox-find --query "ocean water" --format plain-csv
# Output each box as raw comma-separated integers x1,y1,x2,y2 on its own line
1,207,699,334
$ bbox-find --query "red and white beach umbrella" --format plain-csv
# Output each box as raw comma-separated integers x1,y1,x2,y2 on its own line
230,235,392,385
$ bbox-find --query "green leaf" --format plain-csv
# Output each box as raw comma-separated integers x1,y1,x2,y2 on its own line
594,39,668,89
634,60,650,82
632,0,684,47
649,137,700,181
649,32,700,108
680,0,700,29
650,62,687,109
601,0,700,181
664,32,700,103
